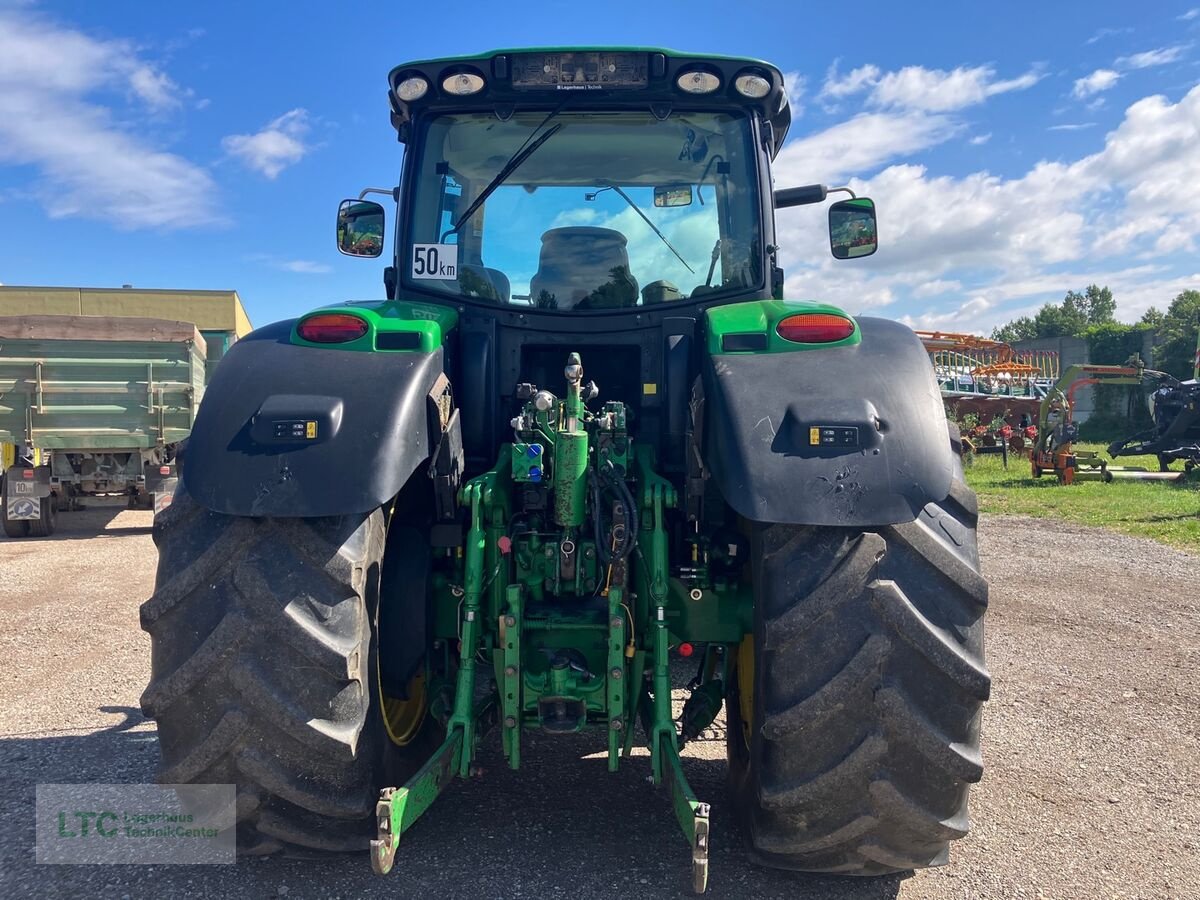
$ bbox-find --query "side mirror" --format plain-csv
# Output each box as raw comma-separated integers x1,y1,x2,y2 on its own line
653,185,693,208
829,198,878,259
337,199,385,258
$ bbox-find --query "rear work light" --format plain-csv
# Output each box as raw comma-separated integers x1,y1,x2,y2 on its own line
676,69,721,94
776,313,856,344
442,72,485,96
297,314,369,344
395,76,429,102
734,73,772,98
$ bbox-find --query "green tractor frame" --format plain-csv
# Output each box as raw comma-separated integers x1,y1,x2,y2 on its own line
141,48,989,892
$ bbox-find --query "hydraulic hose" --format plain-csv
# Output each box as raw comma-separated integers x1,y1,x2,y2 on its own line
592,464,637,563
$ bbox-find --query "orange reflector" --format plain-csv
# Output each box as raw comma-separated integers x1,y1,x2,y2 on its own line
22,469,34,478
678,642,695,658
159,465,171,476
776,313,855,344
297,314,369,343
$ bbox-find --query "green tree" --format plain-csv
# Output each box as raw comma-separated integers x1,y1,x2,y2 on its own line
1033,294,1087,337
1140,306,1165,330
1082,284,1116,325
990,285,1116,342
1153,289,1200,379
991,316,1037,343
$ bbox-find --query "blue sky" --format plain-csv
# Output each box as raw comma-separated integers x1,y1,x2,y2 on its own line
2,1,1199,332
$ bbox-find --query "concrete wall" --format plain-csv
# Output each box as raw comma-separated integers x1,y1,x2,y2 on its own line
1012,332,1157,423
1013,336,1096,419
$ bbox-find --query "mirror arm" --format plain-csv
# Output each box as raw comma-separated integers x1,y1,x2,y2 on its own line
358,186,399,202
827,185,858,200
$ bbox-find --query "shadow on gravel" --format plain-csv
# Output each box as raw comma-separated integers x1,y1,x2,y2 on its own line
0,706,163,891
0,712,905,900
0,505,147,543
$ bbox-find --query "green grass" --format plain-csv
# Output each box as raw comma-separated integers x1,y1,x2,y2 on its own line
963,442,1200,553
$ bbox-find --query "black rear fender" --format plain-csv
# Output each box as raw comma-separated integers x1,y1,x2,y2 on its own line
183,320,448,517
700,317,953,526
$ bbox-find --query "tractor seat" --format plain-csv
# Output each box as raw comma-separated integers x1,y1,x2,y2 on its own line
528,227,638,310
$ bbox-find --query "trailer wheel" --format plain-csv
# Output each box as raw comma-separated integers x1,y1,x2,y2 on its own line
1,474,29,538
728,472,989,875
140,485,440,854
26,493,57,537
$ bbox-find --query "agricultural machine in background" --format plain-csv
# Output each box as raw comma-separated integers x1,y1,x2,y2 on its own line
1031,360,1199,483
1109,326,1200,471
0,316,205,536
140,48,989,892
0,289,250,537
917,331,1056,461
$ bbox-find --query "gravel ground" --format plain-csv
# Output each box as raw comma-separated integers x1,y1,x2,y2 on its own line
1,506,1197,899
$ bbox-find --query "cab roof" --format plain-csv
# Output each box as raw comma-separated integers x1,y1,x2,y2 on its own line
386,47,792,158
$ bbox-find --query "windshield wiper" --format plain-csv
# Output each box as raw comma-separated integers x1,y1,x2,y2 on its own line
600,183,695,274
442,106,566,240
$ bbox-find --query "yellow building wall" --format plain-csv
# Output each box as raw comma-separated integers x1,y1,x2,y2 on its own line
0,288,82,315
0,287,252,335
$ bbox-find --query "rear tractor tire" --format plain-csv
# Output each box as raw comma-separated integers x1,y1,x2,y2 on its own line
140,486,438,854
728,473,989,874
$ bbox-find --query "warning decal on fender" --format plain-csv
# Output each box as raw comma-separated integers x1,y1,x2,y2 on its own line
7,497,39,520
411,243,458,280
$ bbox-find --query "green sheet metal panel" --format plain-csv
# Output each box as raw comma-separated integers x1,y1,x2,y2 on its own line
0,316,206,451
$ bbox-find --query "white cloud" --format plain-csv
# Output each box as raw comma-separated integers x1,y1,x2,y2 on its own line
244,253,334,275
969,133,992,145
913,279,963,299
774,112,961,184
819,62,1041,113
0,10,220,229
773,83,1200,333
872,65,1041,111
128,65,184,111
1117,46,1188,69
1087,26,1134,44
1073,69,1120,98
278,259,332,274
1180,8,1200,20
221,109,312,179
819,62,881,101
1049,122,1097,131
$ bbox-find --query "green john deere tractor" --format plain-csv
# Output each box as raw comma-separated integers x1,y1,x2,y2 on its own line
141,48,989,892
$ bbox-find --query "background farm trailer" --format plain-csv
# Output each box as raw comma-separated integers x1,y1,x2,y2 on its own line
0,287,251,536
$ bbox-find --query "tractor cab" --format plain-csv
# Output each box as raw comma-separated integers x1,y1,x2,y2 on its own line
341,50,875,305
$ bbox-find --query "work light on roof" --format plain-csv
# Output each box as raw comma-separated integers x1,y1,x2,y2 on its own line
442,72,485,96
734,73,771,99
395,76,429,102
676,69,721,94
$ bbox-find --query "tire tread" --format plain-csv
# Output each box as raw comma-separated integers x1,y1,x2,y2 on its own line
733,473,989,875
